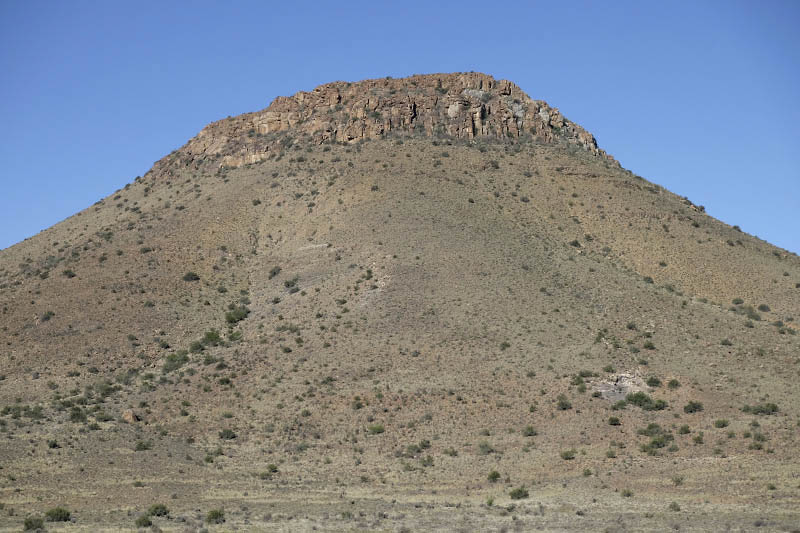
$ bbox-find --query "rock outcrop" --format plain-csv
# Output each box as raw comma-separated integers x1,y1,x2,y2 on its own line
121,409,139,423
156,72,616,172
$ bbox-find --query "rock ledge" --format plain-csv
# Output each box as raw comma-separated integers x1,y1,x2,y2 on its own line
161,72,616,171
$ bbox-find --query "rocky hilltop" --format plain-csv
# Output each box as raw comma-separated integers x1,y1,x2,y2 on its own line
2,71,798,531
162,72,616,170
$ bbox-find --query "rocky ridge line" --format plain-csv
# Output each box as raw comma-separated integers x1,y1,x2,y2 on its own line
154,72,617,172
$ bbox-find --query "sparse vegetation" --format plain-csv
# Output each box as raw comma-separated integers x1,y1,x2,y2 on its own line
45,507,71,522
509,486,529,499
626,391,666,411
742,403,778,415
135,515,153,527
225,305,250,324
147,504,169,517
556,394,572,410
0,74,795,531
206,509,225,524
683,401,704,414
134,440,152,451
24,517,45,531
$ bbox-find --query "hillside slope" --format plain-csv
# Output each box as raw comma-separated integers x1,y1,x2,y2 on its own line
1,73,798,531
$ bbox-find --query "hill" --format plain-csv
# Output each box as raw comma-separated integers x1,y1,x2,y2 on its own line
1,73,798,531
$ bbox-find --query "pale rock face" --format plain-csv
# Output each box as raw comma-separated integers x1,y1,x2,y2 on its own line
158,72,617,172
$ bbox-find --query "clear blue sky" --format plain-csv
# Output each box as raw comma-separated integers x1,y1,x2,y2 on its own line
1,1,798,252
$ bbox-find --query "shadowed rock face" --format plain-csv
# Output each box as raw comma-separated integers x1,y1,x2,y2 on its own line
171,72,616,170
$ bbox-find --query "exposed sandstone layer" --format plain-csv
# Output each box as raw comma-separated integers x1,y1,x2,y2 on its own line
160,72,616,171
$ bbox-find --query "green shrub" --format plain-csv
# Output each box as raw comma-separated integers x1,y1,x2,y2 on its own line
202,329,222,346
638,423,666,437
509,486,529,499
611,400,627,411
556,394,572,410
608,416,621,426
69,406,86,423
645,377,661,387
742,403,778,415
626,392,666,411
147,504,169,517
135,515,153,527
45,507,71,522
638,424,674,455
744,307,761,320
367,424,385,434
488,470,501,482
163,351,189,373
23,517,45,530
560,449,576,460
206,509,225,524
522,425,537,437
225,306,250,324
757,304,770,312
477,441,495,455
182,271,200,281
219,429,237,440
683,401,704,414
667,379,681,389
714,419,729,428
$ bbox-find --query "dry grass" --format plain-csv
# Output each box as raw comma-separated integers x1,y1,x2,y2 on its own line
0,134,798,530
